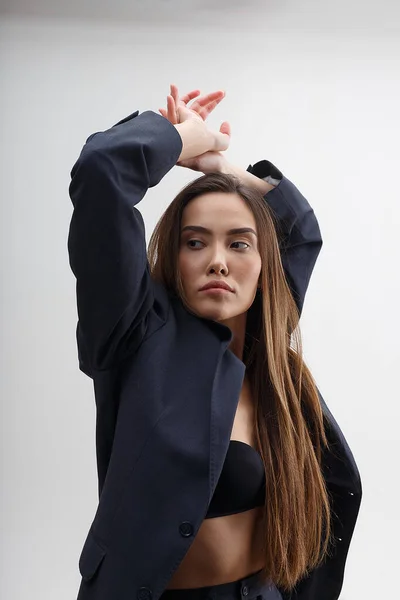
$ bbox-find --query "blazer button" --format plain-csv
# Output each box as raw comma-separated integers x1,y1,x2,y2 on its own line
179,522,194,537
137,587,152,600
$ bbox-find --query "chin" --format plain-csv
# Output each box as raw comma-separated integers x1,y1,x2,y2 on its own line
189,303,234,323
197,308,226,322
206,311,229,323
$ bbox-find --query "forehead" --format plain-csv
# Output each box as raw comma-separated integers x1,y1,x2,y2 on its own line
181,192,256,228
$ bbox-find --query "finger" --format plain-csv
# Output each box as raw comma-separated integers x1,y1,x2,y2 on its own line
170,84,180,108
213,128,231,152
180,89,201,105
198,96,225,120
170,85,181,122
219,121,231,137
159,108,168,118
167,95,178,124
191,90,225,113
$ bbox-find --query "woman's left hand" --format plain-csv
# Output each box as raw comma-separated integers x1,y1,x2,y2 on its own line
159,84,225,125
159,84,231,174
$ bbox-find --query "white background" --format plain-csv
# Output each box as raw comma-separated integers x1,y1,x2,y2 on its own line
1,1,399,598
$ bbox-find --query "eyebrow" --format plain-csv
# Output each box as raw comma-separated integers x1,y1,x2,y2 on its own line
181,225,257,237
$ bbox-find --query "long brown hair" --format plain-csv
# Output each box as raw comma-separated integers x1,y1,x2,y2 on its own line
148,173,333,592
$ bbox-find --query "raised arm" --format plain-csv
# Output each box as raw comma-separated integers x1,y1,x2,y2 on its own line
245,159,323,320
68,111,182,375
68,107,230,375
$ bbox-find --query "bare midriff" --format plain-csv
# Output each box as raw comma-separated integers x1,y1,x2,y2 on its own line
166,505,265,588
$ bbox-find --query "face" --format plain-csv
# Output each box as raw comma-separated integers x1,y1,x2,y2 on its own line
178,192,262,327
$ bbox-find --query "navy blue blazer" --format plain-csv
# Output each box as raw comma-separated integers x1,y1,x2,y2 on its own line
68,110,362,600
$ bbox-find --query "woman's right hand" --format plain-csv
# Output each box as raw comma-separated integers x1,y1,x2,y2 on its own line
160,85,231,162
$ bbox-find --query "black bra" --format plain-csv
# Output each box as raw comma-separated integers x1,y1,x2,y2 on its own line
205,440,266,519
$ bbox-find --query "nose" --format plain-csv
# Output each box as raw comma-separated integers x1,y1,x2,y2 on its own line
209,264,227,275
207,252,228,276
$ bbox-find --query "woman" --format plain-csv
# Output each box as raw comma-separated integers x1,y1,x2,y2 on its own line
68,85,361,600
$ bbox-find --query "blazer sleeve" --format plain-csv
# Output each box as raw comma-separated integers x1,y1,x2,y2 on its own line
247,160,323,323
68,110,183,374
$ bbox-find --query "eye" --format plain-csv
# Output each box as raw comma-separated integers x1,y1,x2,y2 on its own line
187,239,205,249
231,241,250,250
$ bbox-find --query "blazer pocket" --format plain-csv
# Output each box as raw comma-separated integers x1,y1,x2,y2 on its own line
78,526,107,581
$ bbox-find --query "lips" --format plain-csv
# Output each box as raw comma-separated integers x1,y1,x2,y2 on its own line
199,281,234,292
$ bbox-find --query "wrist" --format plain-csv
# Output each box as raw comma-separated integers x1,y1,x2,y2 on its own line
219,160,237,176
222,162,275,195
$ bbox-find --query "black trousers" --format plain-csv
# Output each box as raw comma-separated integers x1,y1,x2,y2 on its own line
160,570,283,600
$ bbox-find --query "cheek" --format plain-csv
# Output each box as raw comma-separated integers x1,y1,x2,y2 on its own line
178,252,197,292
253,258,262,283
238,256,262,289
